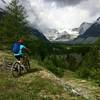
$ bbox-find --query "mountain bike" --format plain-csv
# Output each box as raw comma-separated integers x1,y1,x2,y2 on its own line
11,54,30,77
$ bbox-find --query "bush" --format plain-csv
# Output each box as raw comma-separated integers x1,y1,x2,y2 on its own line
76,49,100,85
77,66,91,79
43,56,65,77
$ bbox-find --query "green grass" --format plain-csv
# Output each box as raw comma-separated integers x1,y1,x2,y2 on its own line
0,70,84,100
0,50,99,100
0,58,85,100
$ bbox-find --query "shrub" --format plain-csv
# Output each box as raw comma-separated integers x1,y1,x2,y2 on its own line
43,56,64,77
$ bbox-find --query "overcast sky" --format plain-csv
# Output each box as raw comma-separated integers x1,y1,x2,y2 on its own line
28,0,100,32
0,0,100,32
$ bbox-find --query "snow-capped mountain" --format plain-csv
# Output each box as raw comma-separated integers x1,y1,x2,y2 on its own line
43,28,79,41
96,17,100,24
79,17,100,38
54,22,92,43
72,22,92,35
70,17,100,44
44,29,58,41
78,22,92,34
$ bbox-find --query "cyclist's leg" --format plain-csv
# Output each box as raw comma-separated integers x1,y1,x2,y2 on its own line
15,56,20,63
20,56,24,65
15,55,24,65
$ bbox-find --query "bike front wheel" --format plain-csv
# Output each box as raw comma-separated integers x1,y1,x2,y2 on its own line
11,62,21,77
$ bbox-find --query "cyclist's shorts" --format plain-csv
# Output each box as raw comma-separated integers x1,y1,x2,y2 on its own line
15,55,24,61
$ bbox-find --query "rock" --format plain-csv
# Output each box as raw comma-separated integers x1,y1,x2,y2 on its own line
81,80,87,83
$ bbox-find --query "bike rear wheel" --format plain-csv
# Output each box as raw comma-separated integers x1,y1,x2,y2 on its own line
11,62,21,77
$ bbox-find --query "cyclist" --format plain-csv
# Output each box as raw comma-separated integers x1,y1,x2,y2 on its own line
12,38,29,66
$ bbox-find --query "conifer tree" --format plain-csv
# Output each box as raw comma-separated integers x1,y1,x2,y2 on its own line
0,0,28,39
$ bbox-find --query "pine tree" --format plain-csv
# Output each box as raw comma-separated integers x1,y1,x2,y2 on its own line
0,0,28,40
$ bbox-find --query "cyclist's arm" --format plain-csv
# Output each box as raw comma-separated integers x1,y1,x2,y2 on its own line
21,45,29,53
25,48,29,52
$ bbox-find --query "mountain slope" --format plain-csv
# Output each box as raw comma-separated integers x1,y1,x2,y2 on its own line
0,50,100,100
78,22,92,34
80,20,100,38
28,27,49,41
0,51,84,100
70,18,100,44
72,22,92,35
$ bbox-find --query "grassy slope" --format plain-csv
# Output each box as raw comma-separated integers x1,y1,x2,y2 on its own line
0,51,100,100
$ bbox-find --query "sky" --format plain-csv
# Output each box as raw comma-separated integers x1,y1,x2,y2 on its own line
0,0,100,33
28,0,100,32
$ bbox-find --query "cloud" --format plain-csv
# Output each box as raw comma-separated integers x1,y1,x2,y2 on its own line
44,0,88,7
1,0,6,4
27,0,97,33
77,0,100,25
0,0,6,8
20,0,100,34
78,0,100,17
0,0,100,33
44,0,100,17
